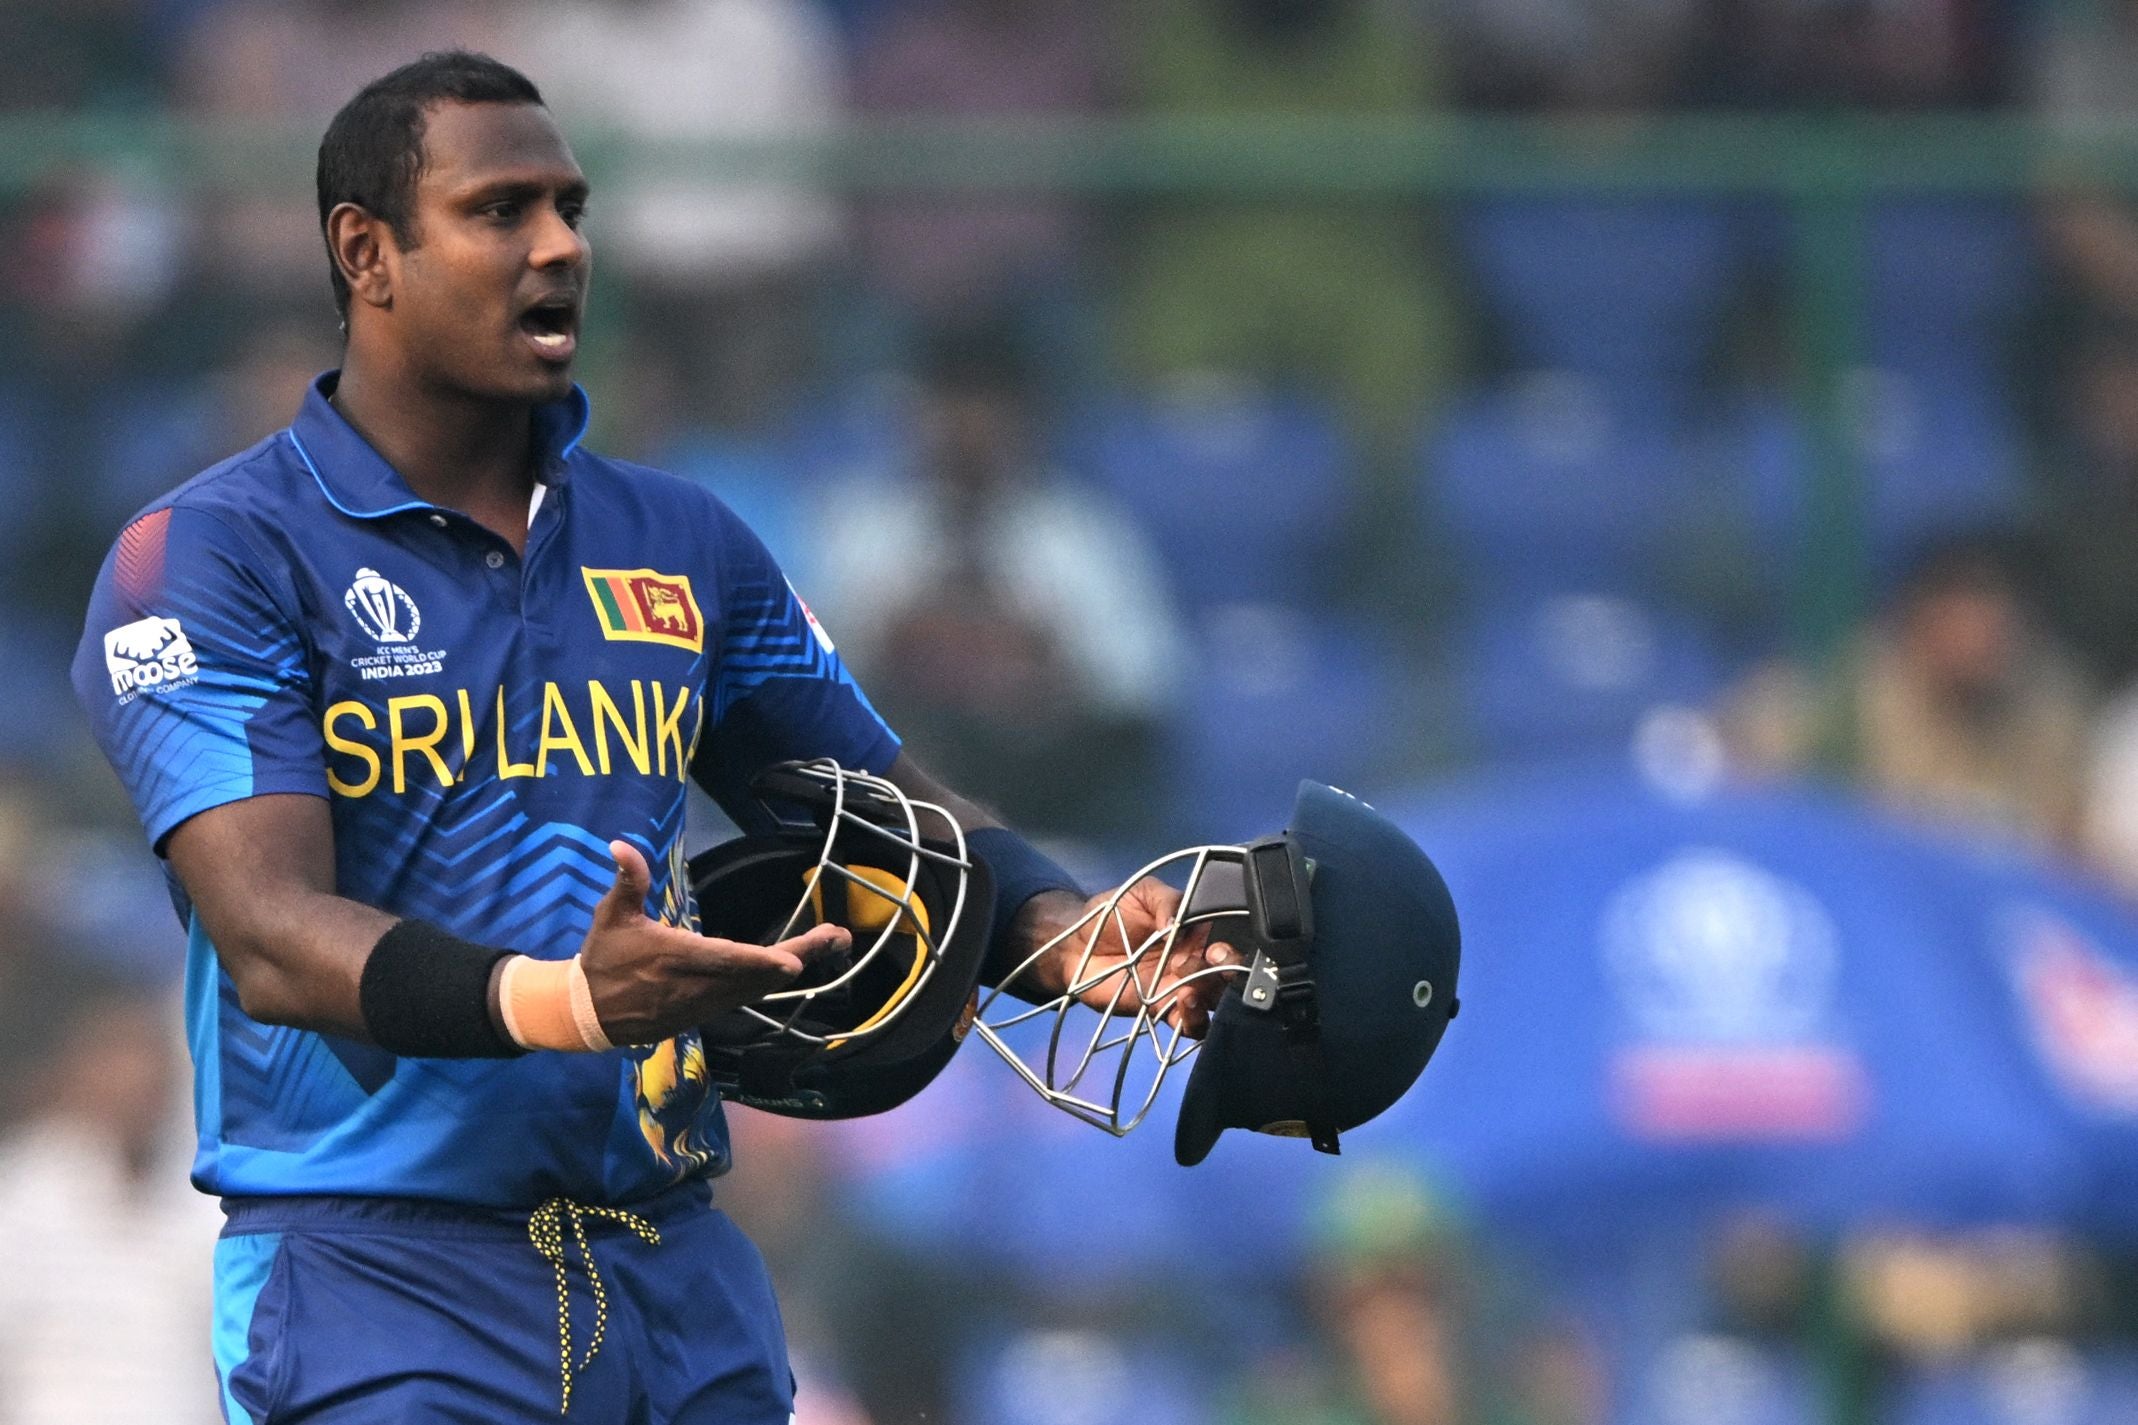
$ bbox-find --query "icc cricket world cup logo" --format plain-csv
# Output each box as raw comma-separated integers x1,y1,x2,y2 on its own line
344,568,421,644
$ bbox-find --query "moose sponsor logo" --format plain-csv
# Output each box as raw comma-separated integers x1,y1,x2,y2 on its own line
104,616,199,703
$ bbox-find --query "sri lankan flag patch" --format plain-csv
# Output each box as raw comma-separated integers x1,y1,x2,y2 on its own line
583,568,704,652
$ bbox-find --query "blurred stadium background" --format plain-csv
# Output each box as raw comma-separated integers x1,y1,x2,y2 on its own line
4,0,2138,1421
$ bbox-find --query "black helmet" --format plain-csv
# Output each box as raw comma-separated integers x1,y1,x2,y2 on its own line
689,760,994,1119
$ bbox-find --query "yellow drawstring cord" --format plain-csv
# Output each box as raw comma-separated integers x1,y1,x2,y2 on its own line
527,1198,662,1415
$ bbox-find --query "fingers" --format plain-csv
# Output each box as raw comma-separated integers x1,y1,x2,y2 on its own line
599,836,846,966
1086,928,1235,1035
597,839,653,928
636,919,848,975
582,849,858,1039
661,920,852,988
1064,873,1245,1038
767,922,851,970
1118,877,1182,951
1161,939,1234,1039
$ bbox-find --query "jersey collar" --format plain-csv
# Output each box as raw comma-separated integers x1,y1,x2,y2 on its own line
286,370,592,520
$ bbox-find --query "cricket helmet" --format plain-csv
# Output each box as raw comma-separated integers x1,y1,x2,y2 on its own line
689,760,994,1119
971,781,1461,1165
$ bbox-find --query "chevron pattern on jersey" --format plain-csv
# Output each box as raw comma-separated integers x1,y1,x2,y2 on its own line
491,823,623,948
216,976,370,1151
111,560,306,840
337,785,687,944
210,812,691,1164
711,576,862,725
115,507,171,603
337,781,527,912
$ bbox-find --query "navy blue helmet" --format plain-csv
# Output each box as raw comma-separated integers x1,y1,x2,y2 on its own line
1171,782,1462,1165
969,779,1461,1163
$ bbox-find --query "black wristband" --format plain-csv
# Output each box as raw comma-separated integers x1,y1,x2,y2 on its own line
359,919,523,1059
967,826,1084,986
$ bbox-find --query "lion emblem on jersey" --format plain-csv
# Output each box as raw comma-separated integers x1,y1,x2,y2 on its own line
644,584,690,636
582,568,703,652
632,1031,719,1176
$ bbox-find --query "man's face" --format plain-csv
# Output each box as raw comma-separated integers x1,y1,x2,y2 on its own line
378,101,590,404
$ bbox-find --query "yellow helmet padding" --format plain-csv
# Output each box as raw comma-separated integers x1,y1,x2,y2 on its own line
807,864,932,1047
807,863,932,939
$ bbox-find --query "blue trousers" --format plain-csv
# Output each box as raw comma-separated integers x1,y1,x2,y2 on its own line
212,1183,793,1423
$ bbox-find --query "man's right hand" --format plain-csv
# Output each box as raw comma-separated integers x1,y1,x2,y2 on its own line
578,840,850,1046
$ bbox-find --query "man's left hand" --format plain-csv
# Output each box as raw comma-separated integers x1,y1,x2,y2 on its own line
1009,878,1236,1037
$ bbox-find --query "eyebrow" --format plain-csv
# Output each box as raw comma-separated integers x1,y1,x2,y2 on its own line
459,176,592,207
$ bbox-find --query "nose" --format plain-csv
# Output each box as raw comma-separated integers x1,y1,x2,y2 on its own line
530,203,588,273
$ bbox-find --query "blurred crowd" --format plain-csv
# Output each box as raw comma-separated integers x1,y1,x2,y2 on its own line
5,0,2138,1421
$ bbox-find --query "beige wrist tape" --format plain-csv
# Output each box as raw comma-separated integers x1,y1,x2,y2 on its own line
496,955,613,1053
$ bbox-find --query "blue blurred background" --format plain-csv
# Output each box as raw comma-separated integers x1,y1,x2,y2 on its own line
4,0,2138,1421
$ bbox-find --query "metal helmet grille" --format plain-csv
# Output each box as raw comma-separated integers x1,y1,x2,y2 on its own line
971,845,1254,1134
730,760,976,1051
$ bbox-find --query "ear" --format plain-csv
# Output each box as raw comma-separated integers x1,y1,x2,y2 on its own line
326,202,398,312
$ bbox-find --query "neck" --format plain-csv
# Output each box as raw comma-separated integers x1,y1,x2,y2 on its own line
332,345,540,514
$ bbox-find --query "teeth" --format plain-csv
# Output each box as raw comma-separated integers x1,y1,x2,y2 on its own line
530,330,571,351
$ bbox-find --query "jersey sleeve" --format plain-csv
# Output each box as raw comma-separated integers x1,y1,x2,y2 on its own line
72,505,325,853
692,506,900,821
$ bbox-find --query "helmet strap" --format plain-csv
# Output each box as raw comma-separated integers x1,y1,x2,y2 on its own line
1238,949,1342,1155
1237,838,1342,1155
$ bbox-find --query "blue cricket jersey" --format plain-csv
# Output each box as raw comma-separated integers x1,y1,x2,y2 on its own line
72,373,899,1209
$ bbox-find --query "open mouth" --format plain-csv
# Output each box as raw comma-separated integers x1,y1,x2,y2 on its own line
518,295,579,360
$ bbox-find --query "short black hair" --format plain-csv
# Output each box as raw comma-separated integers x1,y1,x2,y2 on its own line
316,51,544,319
